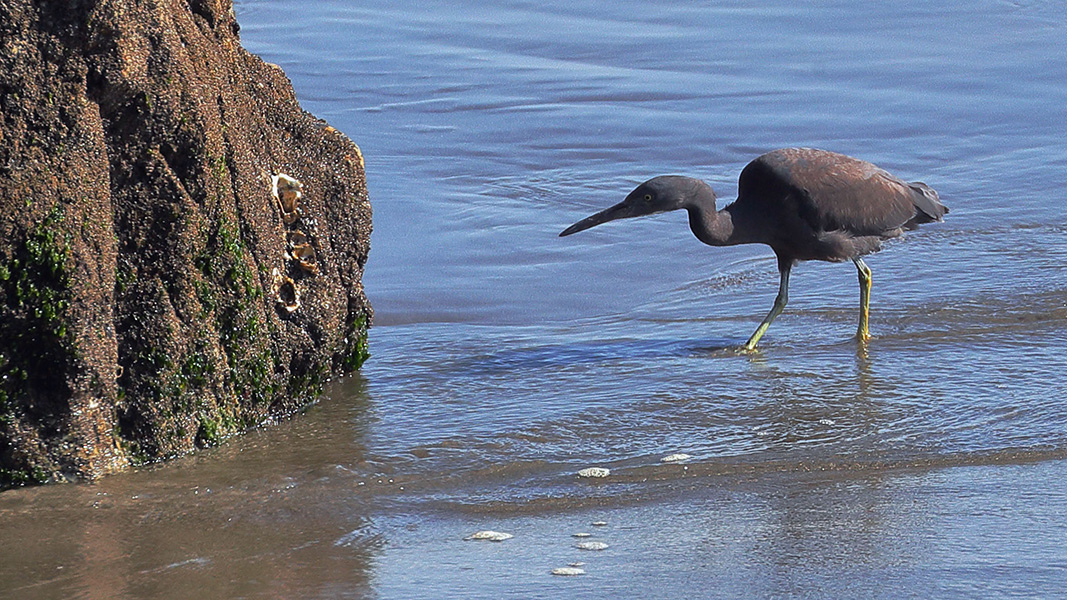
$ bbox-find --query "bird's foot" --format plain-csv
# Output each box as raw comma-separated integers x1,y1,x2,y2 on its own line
736,342,761,355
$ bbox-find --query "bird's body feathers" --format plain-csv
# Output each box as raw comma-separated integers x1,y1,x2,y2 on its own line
732,148,947,265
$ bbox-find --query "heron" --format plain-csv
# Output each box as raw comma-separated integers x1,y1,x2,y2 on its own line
559,148,947,350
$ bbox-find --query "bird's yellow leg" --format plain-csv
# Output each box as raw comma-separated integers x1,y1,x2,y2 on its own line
744,266,790,351
854,258,872,342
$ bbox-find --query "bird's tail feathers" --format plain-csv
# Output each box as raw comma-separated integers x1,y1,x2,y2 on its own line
907,181,948,223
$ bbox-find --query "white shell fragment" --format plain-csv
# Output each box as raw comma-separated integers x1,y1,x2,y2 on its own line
552,567,586,576
575,541,609,551
577,467,610,478
464,530,513,542
660,453,692,463
281,209,301,225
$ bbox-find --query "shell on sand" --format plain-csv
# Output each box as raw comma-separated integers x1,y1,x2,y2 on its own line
575,541,609,551
464,530,513,542
552,567,585,576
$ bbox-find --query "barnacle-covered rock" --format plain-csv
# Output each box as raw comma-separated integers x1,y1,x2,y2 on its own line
0,0,372,486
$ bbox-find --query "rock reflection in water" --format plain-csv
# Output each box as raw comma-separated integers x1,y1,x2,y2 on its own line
0,378,379,599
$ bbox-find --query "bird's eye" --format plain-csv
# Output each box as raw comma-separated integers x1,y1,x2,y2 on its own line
643,194,652,202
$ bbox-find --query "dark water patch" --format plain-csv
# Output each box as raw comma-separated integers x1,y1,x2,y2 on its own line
450,336,737,376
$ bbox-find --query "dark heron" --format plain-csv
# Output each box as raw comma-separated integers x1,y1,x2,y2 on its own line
560,147,948,350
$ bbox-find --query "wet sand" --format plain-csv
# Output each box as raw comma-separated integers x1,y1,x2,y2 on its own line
3,405,1066,600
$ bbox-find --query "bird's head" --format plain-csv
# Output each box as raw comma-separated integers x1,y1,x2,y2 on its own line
559,175,715,236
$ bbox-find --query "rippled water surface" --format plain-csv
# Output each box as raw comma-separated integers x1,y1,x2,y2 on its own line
4,1,1067,598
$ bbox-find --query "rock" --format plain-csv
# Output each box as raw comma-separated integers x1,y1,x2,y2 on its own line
660,453,692,463
577,467,610,478
0,0,371,487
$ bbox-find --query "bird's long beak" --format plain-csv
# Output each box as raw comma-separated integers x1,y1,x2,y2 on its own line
559,200,639,237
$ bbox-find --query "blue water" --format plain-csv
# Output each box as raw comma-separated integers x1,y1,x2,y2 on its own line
3,1,1067,598
279,0,1067,483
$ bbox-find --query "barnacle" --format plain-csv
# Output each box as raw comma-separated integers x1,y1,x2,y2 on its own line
272,173,303,223
272,267,300,313
286,230,308,247
290,243,318,274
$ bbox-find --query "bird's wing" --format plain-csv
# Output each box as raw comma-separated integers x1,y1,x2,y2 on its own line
795,170,919,236
765,149,923,237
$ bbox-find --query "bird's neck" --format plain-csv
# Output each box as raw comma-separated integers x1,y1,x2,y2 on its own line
685,197,741,246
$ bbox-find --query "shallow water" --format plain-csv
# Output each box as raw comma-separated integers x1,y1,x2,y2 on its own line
4,0,1067,597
